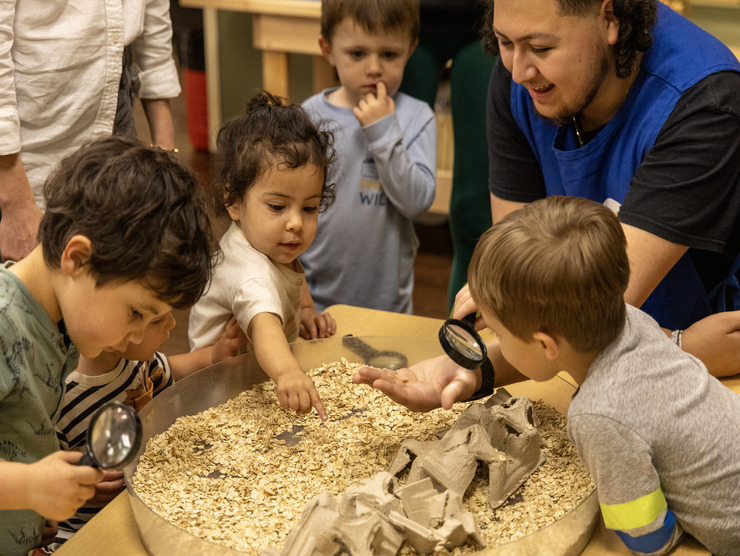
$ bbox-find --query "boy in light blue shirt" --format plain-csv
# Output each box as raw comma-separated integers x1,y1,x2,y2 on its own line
301,0,436,314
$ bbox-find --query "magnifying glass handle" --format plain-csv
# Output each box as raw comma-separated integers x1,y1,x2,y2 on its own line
342,335,382,359
462,312,477,328
76,451,98,468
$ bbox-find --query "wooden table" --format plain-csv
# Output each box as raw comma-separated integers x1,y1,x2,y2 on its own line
178,0,332,150
57,304,733,555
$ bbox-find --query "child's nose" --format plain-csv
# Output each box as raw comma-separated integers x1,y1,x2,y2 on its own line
366,54,381,75
286,210,303,231
126,325,146,345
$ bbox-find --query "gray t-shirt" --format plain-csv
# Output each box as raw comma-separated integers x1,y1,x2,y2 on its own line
569,304,740,555
0,264,78,554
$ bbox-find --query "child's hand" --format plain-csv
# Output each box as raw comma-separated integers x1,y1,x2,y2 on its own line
86,469,125,507
211,316,248,363
353,81,395,127
275,370,327,421
300,307,337,340
249,313,328,420
38,519,58,549
26,451,103,520
452,284,486,331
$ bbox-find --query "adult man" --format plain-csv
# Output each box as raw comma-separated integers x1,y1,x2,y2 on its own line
355,0,740,411
0,0,181,263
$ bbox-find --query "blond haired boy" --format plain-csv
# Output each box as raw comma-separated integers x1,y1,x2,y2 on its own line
465,196,740,555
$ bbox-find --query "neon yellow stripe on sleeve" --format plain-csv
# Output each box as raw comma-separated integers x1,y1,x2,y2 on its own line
600,488,667,531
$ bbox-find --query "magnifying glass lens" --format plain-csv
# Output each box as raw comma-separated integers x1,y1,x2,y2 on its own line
438,313,488,369
445,324,485,361
84,401,142,469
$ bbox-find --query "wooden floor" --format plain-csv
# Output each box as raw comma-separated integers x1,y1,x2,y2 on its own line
136,86,454,356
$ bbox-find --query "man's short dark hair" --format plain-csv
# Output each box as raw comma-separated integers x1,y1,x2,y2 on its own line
39,136,216,309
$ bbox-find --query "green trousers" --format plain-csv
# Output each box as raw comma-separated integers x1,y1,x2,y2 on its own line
400,35,495,310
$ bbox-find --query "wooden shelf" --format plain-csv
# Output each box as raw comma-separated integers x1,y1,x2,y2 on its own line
180,0,321,17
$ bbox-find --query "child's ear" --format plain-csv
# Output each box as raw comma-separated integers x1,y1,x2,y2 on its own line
407,38,419,59
224,187,241,221
225,201,240,221
532,331,560,361
60,235,93,276
319,35,335,64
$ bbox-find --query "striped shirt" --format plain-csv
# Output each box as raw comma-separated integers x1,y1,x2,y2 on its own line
49,353,172,549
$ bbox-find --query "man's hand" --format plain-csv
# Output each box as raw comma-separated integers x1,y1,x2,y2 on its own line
352,353,480,412
353,81,395,127
300,307,336,340
681,310,740,378
0,202,41,262
0,153,42,262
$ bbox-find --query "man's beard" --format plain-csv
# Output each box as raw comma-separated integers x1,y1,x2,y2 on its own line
535,48,612,128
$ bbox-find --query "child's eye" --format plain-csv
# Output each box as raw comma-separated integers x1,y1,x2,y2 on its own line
303,206,319,214
268,204,285,212
531,46,551,54
497,38,513,49
349,50,365,60
131,309,144,320
382,51,400,61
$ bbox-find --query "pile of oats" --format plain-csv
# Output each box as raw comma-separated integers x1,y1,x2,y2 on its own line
133,359,593,553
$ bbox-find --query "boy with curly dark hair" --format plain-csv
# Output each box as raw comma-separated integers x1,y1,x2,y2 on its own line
0,135,216,555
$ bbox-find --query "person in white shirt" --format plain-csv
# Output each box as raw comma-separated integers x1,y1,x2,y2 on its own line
189,92,337,422
0,0,181,262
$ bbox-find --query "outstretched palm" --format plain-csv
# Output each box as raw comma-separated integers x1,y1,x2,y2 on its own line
352,353,479,412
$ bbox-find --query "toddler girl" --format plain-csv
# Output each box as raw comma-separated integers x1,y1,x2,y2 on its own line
189,91,336,421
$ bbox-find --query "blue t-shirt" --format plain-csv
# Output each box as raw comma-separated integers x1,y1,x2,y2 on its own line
492,4,740,329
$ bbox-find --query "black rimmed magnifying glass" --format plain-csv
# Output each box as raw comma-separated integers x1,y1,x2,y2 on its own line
438,312,495,400
76,401,142,469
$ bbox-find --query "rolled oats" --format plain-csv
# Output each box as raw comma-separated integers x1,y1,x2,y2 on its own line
133,359,593,553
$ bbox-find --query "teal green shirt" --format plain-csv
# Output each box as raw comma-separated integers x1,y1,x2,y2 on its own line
0,264,78,555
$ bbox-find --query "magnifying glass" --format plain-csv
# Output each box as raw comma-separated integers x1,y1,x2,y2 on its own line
342,335,409,370
76,401,142,469
438,312,495,400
